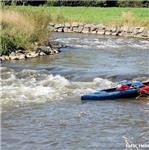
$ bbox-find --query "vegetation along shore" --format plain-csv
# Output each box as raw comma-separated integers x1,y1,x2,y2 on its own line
1,5,149,61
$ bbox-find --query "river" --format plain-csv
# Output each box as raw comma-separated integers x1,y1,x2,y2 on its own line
1,33,149,150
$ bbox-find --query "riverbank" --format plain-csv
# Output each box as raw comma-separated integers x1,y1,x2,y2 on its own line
49,22,149,39
0,42,64,61
1,6,149,61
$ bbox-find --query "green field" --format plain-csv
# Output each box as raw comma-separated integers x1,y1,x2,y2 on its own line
11,6,149,27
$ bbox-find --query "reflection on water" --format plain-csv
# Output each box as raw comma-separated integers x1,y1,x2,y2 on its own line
1,33,149,150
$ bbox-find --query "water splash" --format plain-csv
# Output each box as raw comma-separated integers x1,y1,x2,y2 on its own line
1,67,113,105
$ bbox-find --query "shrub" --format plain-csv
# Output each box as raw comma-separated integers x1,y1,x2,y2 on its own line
0,6,51,55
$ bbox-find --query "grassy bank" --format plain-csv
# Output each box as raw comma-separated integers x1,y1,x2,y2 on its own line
12,6,149,27
1,6,149,55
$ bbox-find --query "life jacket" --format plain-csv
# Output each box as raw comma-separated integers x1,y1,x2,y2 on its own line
116,84,129,91
138,86,149,94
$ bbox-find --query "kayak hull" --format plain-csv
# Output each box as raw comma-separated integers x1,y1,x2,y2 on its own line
81,88,139,101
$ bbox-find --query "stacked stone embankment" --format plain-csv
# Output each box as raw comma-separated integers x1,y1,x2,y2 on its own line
0,42,63,61
49,22,149,39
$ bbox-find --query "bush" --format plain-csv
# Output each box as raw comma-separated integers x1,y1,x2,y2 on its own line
0,34,17,55
0,7,51,55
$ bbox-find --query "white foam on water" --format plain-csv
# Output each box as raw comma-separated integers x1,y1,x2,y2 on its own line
1,67,113,105
54,36,149,50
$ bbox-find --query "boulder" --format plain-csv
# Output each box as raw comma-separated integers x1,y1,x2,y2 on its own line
133,27,140,35
17,53,26,59
82,27,89,33
39,52,46,56
111,27,117,33
84,24,92,28
55,24,64,29
97,30,105,35
9,52,16,57
72,27,79,32
78,26,84,33
105,31,111,35
57,28,63,32
49,26,55,31
64,23,71,28
91,30,97,34
26,51,38,58
90,25,97,32
141,29,149,37
35,46,50,54
9,55,18,60
64,27,68,32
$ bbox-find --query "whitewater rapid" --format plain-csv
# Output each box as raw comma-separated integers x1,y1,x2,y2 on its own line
1,67,114,105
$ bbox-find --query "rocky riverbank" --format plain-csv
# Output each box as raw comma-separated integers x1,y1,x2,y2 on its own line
49,23,149,39
0,42,64,61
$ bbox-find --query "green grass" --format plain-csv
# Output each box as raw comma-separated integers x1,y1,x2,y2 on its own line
12,6,149,27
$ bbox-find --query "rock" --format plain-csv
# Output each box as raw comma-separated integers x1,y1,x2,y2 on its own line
82,28,89,33
50,41,64,49
63,27,68,32
9,52,16,56
105,31,111,35
133,27,140,35
57,28,63,32
97,30,105,35
79,26,84,32
127,27,134,33
26,51,38,58
16,47,26,53
1,55,9,61
0,56,6,61
138,27,144,33
9,55,18,60
16,53,25,59
142,29,149,37
90,30,97,34
55,24,63,29
49,26,55,31
90,25,97,32
67,28,73,33
84,24,92,28
72,27,79,32
35,46,54,55
111,27,117,32
116,30,122,36
64,23,71,28
39,52,46,56
111,32,117,36
53,49,59,54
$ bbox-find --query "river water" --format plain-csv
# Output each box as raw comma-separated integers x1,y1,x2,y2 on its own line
1,33,149,150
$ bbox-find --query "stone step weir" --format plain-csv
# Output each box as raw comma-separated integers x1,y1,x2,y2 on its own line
49,22,149,39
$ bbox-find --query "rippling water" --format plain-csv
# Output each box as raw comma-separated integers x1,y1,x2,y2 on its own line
1,33,149,150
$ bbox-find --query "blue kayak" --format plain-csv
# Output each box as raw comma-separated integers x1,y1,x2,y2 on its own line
81,81,145,101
